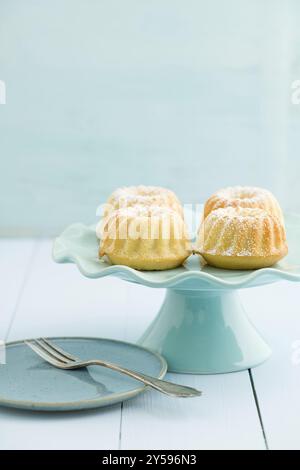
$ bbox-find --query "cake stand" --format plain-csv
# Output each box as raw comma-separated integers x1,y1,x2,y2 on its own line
53,213,300,374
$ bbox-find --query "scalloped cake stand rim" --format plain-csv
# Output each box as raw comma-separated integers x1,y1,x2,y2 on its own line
52,217,300,291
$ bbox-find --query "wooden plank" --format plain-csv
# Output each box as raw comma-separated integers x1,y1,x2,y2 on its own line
7,240,128,341
121,371,265,450
0,239,35,339
1,405,121,450
243,282,300,450
1,239,122,450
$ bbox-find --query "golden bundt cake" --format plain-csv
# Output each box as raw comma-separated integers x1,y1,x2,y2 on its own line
98,206,192,271
203,186,284,223
104,185,183,216
197,207,288,270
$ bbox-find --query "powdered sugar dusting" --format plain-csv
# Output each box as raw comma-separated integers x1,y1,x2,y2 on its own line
204,185,284,226
217,186,272,203
199,206,286,257
105,185,182,215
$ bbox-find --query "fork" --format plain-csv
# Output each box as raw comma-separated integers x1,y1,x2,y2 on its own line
25,338,202,398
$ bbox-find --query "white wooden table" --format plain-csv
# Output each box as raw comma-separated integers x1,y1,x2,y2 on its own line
1,239,300,450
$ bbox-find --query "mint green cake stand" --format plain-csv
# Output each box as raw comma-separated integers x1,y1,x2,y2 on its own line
53,214,300,374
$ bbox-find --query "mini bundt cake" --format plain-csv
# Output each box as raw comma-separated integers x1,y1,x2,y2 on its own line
197,207,288,270
203,186,284,223
104,185,183,216
98,206,192,270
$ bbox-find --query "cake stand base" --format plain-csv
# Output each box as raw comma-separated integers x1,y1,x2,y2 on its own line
139,289,271,374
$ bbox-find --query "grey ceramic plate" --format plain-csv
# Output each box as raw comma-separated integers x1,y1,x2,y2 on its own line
0,337,167,411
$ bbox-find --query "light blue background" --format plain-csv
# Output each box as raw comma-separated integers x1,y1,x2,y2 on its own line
0,0,299,235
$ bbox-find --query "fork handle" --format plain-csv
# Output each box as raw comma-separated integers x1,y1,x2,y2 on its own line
85,360,201,397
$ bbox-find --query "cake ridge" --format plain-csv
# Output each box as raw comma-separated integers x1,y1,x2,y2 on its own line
198,206,288,269
204,185,284,224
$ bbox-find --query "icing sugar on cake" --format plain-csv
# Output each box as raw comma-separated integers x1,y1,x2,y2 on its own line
197,206,288,269
98,205,191,271
204,186,284,224
105,185,183,215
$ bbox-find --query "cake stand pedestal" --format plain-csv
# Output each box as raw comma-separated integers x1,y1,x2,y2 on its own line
139,288,270,373
53,214,300,374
